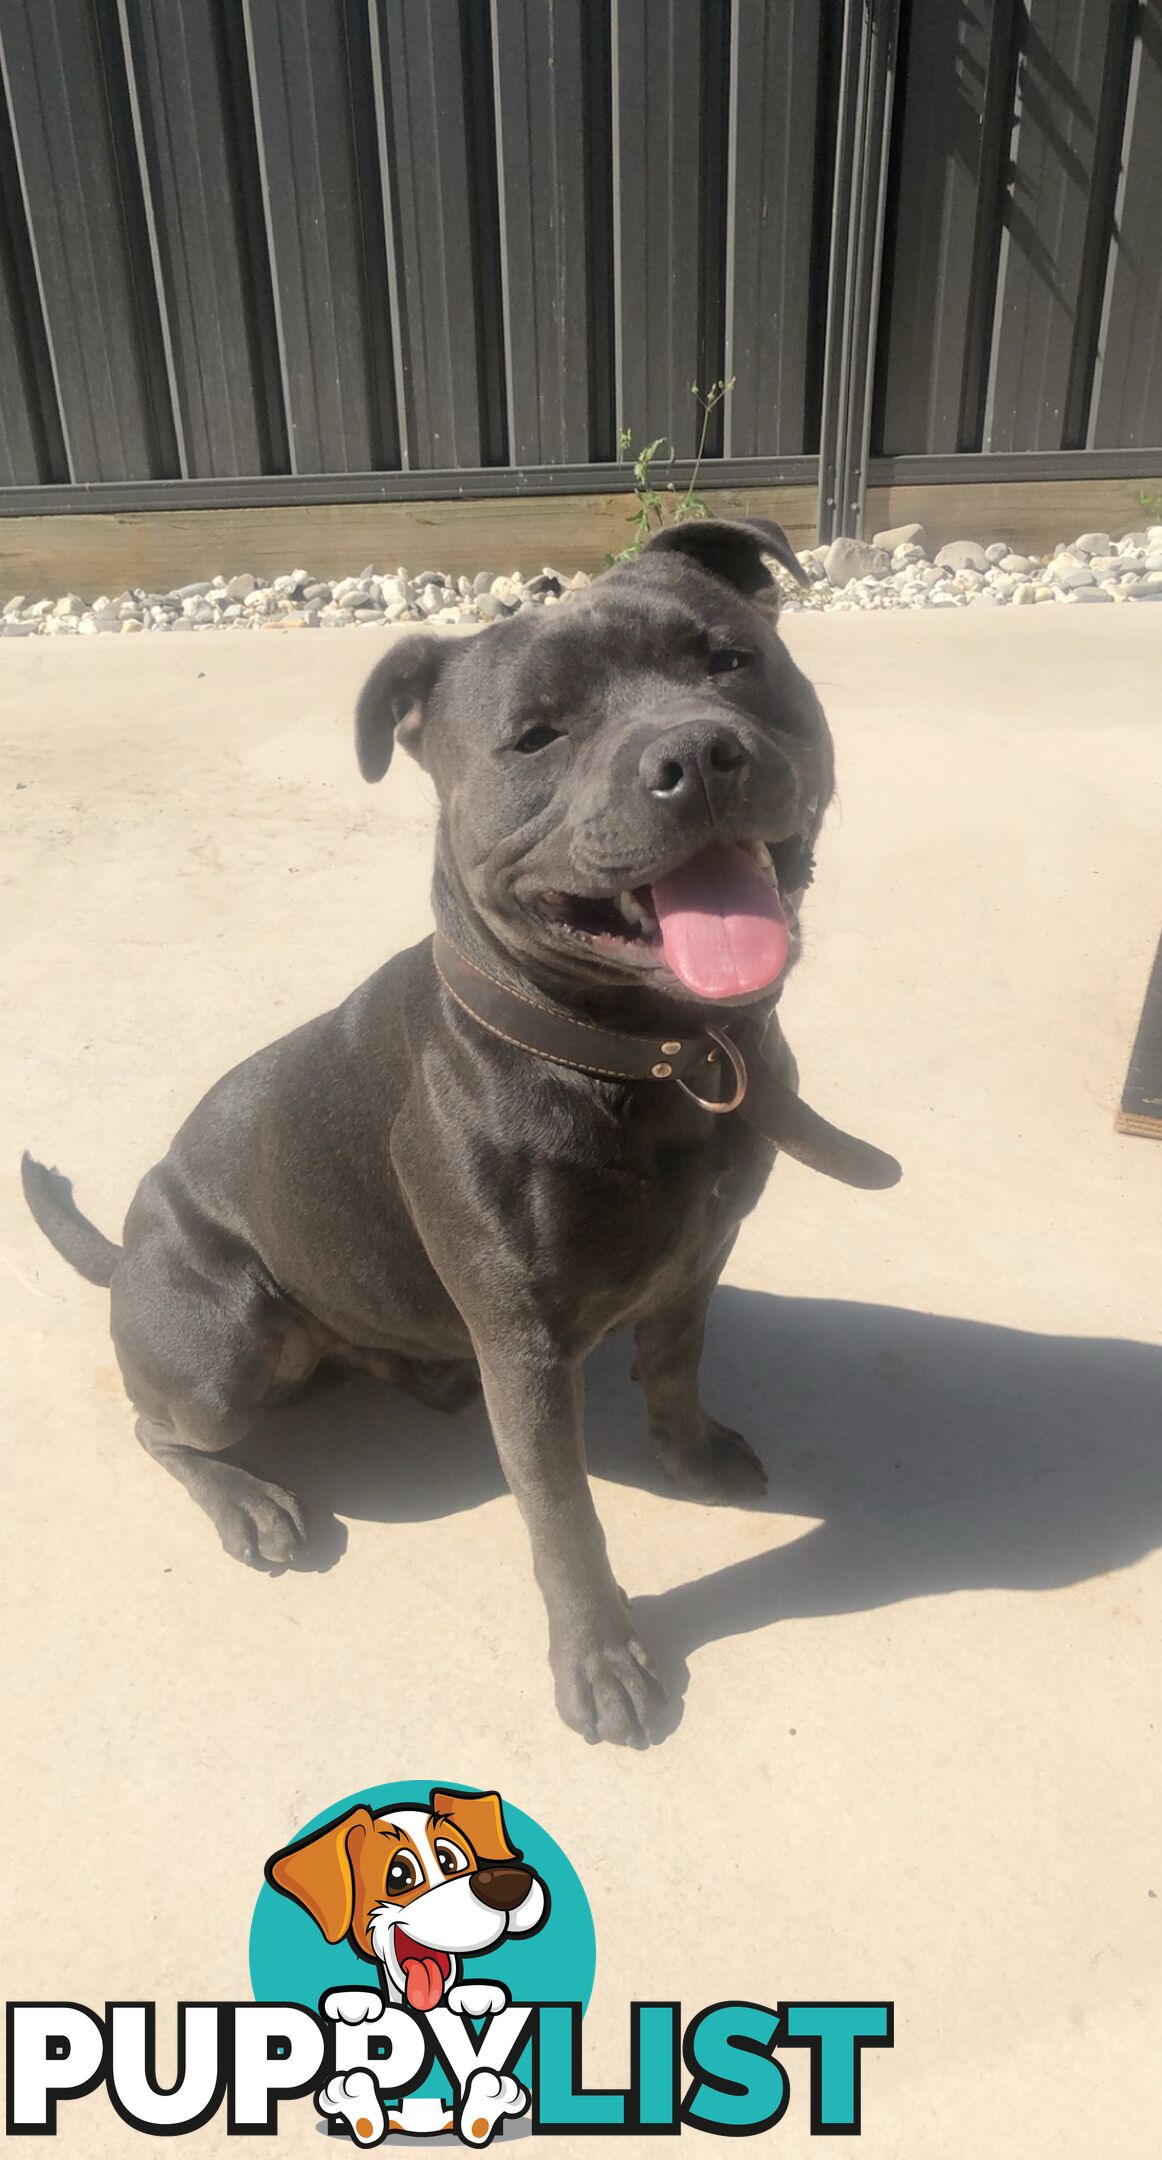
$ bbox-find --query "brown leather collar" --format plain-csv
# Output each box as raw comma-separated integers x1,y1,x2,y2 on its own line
433,932,901,1191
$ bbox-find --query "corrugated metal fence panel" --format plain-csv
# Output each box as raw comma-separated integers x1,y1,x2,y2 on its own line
1089,0,1162,449
119,0,285,480
242,0,399,476
0,0,176,482
491,0,611,467
874,0,1158,461
0,79,64,486
725,0,829,457
376,0,505,471
613,0,731,461
0,0,1159,514
874,0,1013,456
983,0,1132,452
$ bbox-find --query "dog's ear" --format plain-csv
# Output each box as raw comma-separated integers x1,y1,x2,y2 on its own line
265,1805,375,1942
642,516,809,595
356,634,452,781
430,1788,519,1864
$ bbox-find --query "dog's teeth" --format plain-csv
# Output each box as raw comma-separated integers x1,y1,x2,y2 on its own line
618,890,654,930
742,840,779,886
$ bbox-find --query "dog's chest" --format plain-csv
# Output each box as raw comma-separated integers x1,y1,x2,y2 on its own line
522,1105,775,1338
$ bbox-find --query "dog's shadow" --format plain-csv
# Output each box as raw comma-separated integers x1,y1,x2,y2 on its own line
240,1290,1162,1721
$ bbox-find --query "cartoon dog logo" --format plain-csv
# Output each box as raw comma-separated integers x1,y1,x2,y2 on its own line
267,1788,548,2144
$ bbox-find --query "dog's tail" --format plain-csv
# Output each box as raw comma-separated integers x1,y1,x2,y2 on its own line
20,1154,121,1287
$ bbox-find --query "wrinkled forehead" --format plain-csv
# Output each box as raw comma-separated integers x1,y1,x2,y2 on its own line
451,581,770,720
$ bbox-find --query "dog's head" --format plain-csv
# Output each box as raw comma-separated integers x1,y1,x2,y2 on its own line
266,1788,547,2009
355,521,832,1008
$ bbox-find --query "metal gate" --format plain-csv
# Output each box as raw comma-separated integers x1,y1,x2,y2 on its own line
1,0,1159,536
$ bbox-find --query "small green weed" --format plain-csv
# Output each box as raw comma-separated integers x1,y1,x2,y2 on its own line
605,379,734,565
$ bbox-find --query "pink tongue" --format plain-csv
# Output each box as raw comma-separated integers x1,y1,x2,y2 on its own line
651,841,789,999
403,1956,445,2012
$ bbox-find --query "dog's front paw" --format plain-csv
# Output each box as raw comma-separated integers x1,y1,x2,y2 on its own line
458,2069,527,2146
447,1980,510,2018
317,2069,385,2145
323,1987,385,2025
657,1420,768,1504
551,1615,668,1748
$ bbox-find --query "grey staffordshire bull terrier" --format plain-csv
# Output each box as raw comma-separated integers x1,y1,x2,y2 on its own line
23,518,898,1747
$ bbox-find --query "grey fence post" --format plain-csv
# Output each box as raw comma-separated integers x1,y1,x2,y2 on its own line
817,0,900,544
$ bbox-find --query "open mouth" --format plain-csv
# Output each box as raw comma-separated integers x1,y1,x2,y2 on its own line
392,1926,452,2011
539,837,810,1002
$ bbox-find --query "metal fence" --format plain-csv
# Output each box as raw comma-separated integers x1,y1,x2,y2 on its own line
1,0,1159,535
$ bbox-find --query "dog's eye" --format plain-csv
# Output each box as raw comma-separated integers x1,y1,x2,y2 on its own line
434,1839,470,1878
514,724,563,753
386,1852,422,1894
708,648,753,676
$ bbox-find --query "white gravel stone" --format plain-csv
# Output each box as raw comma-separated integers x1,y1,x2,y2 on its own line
934,540,989,574
825,537,890,584
871,521,927,554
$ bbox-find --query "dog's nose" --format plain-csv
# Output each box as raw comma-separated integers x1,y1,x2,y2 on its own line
472,1866,533,1912
639,724,749,805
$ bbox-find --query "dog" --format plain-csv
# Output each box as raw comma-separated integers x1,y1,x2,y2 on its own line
22,517,899,1747
267,1787,548,2007
268,1787,544,2144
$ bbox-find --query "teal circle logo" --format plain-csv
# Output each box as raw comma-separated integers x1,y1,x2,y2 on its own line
249,1780,594,2109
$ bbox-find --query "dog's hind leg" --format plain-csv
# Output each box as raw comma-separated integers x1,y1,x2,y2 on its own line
134,1413,307,1567
633,1252,767,1504
112,1248,309,1566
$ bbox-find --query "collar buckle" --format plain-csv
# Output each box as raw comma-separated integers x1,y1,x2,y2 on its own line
675,1025,749,1115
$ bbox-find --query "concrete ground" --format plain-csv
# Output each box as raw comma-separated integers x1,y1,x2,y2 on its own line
2,609,1160,2156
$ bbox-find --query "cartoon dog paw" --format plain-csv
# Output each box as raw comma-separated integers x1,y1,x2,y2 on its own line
317,2069,386,2146
323,1987,386,2025
446,1981,510,2018
458,2069,528,2147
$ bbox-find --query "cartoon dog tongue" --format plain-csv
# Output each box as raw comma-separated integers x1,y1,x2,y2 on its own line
651,840,789,1000
401,1953,446,2012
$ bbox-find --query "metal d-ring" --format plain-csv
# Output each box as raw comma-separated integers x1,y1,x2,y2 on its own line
676,1026,749,1114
